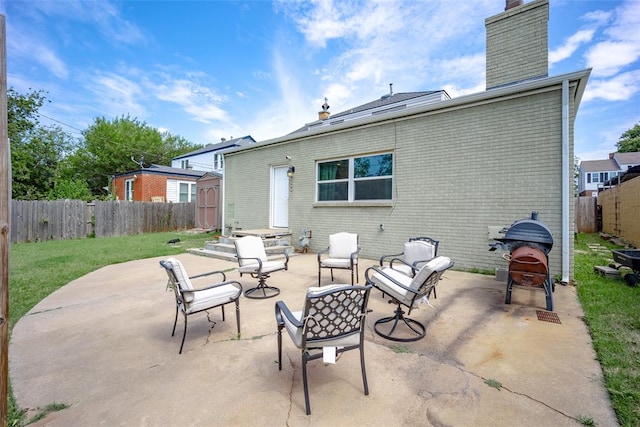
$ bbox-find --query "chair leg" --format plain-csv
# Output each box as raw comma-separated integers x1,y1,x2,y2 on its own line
244,274,280,299
221,305,226,321
172,304,179,337
356,264,359,284
302,352,312,415
330,268,335,282
277,324,283,370
359,344,369,396
179,312,188,354
374,304,426,342
235,301,241,336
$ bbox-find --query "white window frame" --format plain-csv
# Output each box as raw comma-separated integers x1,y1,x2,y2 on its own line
179,181,197,202
125,179,134,201
316,152,393,203
214,153,224,171
181,159,190,169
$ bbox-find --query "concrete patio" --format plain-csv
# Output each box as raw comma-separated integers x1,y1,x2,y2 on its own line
10,253,618,426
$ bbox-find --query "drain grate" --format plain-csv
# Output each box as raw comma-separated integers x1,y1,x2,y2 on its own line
536,310,561,324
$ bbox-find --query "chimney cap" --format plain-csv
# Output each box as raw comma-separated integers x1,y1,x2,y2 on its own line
505,0,524,10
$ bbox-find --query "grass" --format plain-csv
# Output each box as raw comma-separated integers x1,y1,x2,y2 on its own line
5,231,639,426
574,233,640,427
7,230,217,426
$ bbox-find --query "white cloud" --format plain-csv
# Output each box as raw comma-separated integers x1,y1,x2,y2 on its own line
155,79,229,124
582,70,640,102
6,25,69,79
584,0,640,77
549,29,594,66
83,72,147,118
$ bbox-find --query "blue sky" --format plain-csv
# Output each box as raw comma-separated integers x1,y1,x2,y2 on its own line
2,0,639,162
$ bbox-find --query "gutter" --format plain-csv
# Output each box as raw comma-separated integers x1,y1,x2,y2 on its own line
562,79,570,283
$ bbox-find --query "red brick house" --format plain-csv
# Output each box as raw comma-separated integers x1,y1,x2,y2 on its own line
111,164,206,203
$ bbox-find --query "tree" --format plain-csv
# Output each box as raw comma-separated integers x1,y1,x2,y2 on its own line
616,122,640,152
71,115,199,196
8,89,79,200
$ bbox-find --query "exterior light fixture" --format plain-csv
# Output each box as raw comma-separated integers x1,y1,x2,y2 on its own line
287,166,295,177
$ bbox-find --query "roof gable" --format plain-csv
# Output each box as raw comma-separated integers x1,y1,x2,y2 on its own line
173,135,256,160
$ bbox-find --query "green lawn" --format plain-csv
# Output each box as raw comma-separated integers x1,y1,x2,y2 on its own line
574,233,640,427
5,231,639,426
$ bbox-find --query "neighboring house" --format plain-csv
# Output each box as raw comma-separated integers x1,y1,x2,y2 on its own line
578,152,640,196
223,0,587,281
171,135,256,173
111,164,206,203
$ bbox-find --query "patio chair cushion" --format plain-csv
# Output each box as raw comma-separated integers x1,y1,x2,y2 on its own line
183,285,242,314
282,284,361,348
328,232,358,259
372,256,452,305
392,240,437,276
237,260,286,274
164,258,194,291
236,236,268,266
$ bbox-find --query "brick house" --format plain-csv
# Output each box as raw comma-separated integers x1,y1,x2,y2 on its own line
111,164,206,203
222,0,588,282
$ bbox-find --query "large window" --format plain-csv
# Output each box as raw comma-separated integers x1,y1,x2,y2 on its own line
179,182,196,202
125,179,134,201
317,153,393,202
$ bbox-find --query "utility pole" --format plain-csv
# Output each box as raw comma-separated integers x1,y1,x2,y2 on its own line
0,14,10,427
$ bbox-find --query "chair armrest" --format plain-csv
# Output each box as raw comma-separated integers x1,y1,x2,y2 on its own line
236,256,263,270
317,247,329,263
189,270,227,282
379,252,404,266
364,266,419,296
389,257,415,271
275,300,303,328
351,246,362,262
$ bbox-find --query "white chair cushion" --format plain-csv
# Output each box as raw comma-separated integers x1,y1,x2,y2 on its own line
371,267,415,305
320,258,357,268
235,236,267,266
165,258,194,291
237,260,285,274
328,232,358,259
183,284,240,313
403,241,435,265
373,256,451,306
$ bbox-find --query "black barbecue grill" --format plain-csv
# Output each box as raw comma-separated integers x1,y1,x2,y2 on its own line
489,212,555,311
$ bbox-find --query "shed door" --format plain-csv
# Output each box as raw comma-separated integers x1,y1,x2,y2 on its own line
271,166,289,228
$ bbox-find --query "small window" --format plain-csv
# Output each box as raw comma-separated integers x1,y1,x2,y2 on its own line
592,173,599,183
317,153,393,202
179,182,197,202
125,179,134,201
214,153,224,171
181,159,190,169
586,173,591,184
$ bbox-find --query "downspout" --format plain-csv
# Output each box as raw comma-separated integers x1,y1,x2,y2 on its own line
220,153,226,236
561,79,570,283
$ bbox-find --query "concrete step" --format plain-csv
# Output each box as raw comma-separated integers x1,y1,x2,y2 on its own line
189,247,296,262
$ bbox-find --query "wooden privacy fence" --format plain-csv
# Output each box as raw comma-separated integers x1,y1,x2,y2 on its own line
574,196,598,233
11,200,195,243
597,175,640,247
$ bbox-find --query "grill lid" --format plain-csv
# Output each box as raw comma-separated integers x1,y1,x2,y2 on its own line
494,212,554,251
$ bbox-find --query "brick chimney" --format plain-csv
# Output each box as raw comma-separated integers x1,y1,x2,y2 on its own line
505,0,524,10
318,97,330,121
485,0,549,89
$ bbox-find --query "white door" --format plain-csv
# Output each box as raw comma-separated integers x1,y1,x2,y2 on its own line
271,166,289,228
